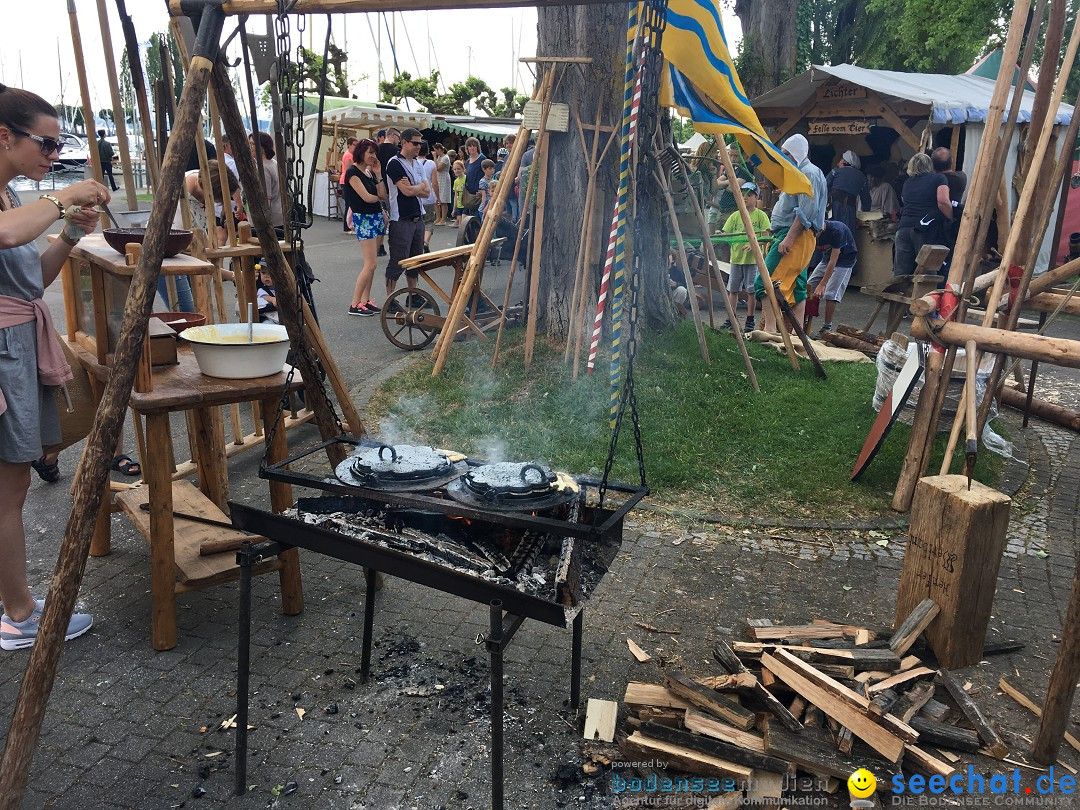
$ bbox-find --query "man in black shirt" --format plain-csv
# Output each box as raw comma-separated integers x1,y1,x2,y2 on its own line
375,128,400,256
384,128,431,296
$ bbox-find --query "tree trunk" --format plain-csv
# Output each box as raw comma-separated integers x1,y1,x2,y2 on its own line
536,4,674,343
734,0,800,98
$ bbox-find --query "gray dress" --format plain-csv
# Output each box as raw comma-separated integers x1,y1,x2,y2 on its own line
0,186,61,462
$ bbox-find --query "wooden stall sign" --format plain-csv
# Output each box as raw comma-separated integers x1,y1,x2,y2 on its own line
808,120,871,136
523,100,570,132
817,82,867,102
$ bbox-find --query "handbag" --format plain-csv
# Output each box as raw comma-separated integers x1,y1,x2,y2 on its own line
460,187,480,209
42,332,97,455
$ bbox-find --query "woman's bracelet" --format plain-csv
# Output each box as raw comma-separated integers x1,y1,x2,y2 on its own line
41,194,66,220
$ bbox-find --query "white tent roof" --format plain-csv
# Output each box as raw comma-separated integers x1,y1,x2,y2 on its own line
309,104,432,131
754,64,1073,126
679,131,708,152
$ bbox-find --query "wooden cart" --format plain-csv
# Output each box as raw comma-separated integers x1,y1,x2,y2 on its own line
383,240,517,350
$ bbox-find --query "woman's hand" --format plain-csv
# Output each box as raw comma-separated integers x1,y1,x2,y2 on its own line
66,205,101,235
57,179,111,210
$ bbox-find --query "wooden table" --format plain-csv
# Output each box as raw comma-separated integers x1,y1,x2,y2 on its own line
72,340,305,650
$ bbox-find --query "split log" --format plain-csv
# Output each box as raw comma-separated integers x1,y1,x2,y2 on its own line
747,622,869,642
804,704,824,728
760,652,907,762
1000,385,1080,432
920,699,951,722
584,699,618,742
623,682,693,711
639,722,792,774
622,732,753,782
904,745,959,778
910,317,1080,370
890,680,936,724
837,682,867,754
683,709,766,753
867,689,900,720
819,330,881,355
784,647,902,672
909,717,981,753
763,722,901,781
867,667,937,696
890,599,941,657
664,672,757,731
896,476,1011,668
711,641,803,732
937,670,1009,758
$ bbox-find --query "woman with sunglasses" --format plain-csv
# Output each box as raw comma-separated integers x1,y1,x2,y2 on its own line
0,83,109,650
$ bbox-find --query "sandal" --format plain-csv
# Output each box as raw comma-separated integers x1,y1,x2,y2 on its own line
110,454,142,477
31,457,61,483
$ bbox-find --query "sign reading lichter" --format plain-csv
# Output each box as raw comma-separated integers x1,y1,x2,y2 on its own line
808,120,871,136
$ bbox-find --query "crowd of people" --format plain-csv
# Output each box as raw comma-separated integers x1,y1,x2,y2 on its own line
680,134,967,337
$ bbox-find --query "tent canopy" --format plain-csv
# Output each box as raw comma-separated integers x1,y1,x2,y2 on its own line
430,118,520,140
679,131,708,152
753,64,1073,126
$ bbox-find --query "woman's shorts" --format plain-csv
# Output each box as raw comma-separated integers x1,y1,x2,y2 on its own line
352,211,386,241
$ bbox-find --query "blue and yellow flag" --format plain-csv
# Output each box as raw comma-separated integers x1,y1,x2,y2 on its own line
658,0,811,196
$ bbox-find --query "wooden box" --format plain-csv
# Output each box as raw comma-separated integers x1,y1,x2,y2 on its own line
148,317,178,366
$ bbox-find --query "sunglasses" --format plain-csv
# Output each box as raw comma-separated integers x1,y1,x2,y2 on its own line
6,125,63,157
407,140,423,146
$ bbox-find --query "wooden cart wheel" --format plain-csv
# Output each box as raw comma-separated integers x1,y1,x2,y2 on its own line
380,287,441,351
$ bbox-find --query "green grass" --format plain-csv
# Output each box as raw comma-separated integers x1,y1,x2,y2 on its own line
368,321,1002,520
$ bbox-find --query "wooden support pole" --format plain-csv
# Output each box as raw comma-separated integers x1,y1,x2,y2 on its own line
68,0,110,232
0,9,225,802
95,0,138,208
655,166,710,364
116,0,161,192
209,62,349,464
911,317,1080,369
717,145,800,370
1031,553,1080,764
896,475,1011,668
669,147,759,391
523,75,556,368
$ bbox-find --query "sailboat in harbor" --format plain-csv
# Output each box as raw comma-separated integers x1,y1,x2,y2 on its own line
53,39,89,171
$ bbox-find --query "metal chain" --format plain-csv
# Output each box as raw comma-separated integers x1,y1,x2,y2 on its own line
598,0,666,507
263,5,345,467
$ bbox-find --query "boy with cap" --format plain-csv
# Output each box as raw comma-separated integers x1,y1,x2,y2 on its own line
806,219,858,336
721,182,770,331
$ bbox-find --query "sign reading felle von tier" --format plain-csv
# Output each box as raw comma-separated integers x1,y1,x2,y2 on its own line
523,100,570,132
808,120,871,136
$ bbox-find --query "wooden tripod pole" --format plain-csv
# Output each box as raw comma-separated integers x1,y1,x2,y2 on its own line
655,166,710,364
718,144,800,370
0,12,226,805
523,69,558,368
1032,552,1080,763
95,0,138,208
116,0,160,192
669,149,759,391
939,11,1080,475
68,0,110,232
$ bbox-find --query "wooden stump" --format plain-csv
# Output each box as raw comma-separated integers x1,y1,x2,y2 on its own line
895,475,1011,668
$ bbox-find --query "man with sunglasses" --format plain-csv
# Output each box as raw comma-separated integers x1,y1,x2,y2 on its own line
384,128,431,298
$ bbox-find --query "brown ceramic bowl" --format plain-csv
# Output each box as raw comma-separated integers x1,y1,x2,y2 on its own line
103,227,193,258
152,312,207,334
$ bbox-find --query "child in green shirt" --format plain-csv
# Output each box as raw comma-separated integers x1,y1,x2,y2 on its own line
721,182,771,332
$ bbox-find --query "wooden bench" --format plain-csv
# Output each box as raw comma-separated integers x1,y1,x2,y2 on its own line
862,244,950,336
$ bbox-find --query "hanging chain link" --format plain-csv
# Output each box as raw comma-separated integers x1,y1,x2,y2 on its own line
598,0,667,506
263,5,345,466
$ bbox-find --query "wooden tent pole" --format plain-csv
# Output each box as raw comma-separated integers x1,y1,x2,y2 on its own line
523,69,557,367
564,95,603,364
68,0,110,232
655,166,710,364
0,12,226,807
1032,553,1080,763
910,317,1080,368
717,144,800,370
94,0,138,208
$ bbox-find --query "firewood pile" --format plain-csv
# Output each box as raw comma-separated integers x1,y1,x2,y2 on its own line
609,601,1030,805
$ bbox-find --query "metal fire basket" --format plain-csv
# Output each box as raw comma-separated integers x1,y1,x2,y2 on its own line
228,436,647,810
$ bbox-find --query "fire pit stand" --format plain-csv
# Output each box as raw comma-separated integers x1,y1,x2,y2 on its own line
227,437,647,809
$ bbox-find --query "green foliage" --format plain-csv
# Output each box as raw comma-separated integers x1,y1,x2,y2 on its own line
368,322,1002,520
379,72,527,117
670,118,699,144
145,31,185,108
261,44,355,107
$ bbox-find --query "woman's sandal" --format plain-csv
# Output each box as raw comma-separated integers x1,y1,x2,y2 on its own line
31,457,61,483
110,454,142,477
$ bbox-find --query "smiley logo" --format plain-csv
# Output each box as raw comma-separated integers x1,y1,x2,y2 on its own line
848,768,877,798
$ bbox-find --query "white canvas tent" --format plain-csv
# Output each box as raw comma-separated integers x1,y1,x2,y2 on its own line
301,104,432,217
679,131,708,153
754,64,1075,274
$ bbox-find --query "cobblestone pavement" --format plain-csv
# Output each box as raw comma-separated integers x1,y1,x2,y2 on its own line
1,214,1078,808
